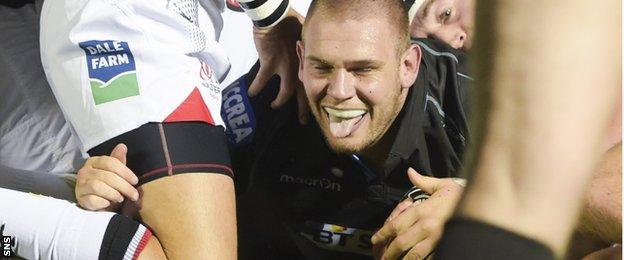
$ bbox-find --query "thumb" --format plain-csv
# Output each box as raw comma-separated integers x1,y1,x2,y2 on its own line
407,168,442,195
110,143,128,165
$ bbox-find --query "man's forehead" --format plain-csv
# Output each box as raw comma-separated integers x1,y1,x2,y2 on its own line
304,14,394,39
304,17,395,52
306,55,384,67
303,35,394,65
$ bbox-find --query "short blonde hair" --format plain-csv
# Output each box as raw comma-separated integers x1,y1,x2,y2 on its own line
302,0,411,54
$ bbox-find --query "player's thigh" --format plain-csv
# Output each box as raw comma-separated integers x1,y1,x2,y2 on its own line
90,122,236,259
139,177,235,260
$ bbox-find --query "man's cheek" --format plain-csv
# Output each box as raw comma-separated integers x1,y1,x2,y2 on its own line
303,82,325,102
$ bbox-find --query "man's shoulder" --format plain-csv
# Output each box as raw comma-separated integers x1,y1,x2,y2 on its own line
409,38,472,104
411,38,466,59
398,39,472,178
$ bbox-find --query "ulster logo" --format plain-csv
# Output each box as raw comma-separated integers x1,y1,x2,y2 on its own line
199,62,221,97
79,40,140,105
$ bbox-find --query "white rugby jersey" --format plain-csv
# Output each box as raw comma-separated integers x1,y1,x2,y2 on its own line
40,0,231,151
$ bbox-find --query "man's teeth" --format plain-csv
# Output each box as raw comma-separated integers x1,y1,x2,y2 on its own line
324,107,367,119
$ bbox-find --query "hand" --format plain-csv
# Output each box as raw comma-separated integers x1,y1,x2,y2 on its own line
371,168,464,259
76,143,139,211
248,7,310,124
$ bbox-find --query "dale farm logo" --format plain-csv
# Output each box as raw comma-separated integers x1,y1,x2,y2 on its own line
79,40,140,105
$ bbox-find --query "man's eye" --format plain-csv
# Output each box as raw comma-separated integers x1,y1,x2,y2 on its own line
353,67,372,74
314,66,332,73
440,8,452,21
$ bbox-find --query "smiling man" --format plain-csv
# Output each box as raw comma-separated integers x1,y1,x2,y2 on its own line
299,8,417,159
232,0,471,258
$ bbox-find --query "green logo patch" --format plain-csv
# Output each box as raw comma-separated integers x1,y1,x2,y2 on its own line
79,40,140,105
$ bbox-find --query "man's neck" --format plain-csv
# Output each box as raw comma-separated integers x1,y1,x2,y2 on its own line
359,89,411,175
359,123,401,175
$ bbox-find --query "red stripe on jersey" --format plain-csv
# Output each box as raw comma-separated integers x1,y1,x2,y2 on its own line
132,229,153,260
164,87,215,125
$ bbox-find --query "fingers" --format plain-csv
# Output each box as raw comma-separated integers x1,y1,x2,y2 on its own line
248,61,305,113
403,237,436,260
91,179,125,203
248,64,273,97
386,199,414,223
372,239,385,260
77,179,121,211
372,202,423,245
407,168,443,195
91,169,140,201
381,223,429,260
79,194,112,211
76,155,139,212
77,172,139,210
110,143,127,165
270,70,296,108
91,156,138,185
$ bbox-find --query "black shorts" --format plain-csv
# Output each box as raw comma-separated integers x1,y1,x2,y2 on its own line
88,122,232,186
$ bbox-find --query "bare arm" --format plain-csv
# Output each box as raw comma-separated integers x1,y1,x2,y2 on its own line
456,0,620,256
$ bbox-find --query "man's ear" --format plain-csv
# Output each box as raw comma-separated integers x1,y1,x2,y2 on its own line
400,44,421,89
296,40,305,82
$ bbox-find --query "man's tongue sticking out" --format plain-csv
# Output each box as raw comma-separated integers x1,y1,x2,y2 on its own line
329,116,361,138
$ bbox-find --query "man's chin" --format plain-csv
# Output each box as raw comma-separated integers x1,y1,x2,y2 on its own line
324,136,368,154
317,122,375,154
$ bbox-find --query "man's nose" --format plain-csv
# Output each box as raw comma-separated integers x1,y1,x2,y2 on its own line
451,30,467,49
327,70,356,100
